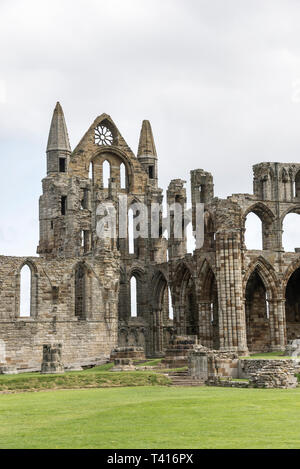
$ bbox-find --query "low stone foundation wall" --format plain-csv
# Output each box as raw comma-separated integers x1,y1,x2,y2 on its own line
189,348,239,382
188,349,300,389
207,377,249,388
110,346,145,371
249,362,298,389
239,359,299,378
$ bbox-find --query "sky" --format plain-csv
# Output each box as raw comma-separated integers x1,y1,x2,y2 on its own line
0,0,300,259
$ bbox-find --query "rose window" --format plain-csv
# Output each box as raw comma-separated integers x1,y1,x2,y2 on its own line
95,125,113,146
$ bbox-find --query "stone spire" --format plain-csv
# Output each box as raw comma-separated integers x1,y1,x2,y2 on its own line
137,120,158,188
137,120,157,158
47,102,71,152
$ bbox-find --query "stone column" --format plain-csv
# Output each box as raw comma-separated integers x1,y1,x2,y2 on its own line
269,298,286,351
216,231,248,354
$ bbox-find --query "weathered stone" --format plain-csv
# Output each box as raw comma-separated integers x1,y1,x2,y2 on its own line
0,104,300,373
162,336,198,368
110,346,145,371
41,344,64,374
249,362,298,389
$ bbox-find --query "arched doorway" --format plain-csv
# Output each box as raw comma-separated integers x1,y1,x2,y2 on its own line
199,263,219,349
151,271,174,355
173,264,198,337
285,267,300,341
184,276,198,336
245,269,270,352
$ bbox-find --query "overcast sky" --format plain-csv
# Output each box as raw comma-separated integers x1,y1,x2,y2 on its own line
0,0,300,256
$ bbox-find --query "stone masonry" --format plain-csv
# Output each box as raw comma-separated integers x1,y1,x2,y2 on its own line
0,103,300,372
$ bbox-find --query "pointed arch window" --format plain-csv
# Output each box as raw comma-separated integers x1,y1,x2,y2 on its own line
120,163,126,189
20,265,31,318
75,263,90,319
128,207,134,254
130,276,137,318
282,212,300,252
168,287,174,320
88,161,93,181
245,212,263,250
186,202,195,254
102,160,110,188
18,262,37,318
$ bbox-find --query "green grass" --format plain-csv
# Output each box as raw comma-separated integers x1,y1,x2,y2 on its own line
135,358,163,367
1,386,300,448
241,352,291,360
83,362,115,372
0,367,169,393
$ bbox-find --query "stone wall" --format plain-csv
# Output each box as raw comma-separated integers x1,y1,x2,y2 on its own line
3,104,300,371
238,359,299,378
0,254,119,372
189,349,239,381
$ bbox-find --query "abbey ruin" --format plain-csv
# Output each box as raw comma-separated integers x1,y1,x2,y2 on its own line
0,103,300,372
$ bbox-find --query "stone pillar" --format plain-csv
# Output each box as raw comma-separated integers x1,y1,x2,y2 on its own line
216,231,248,354
41,344,64,374
269,298,286,351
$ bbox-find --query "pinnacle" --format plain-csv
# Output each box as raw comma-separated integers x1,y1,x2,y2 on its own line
137,120,157,158
47,102,71,153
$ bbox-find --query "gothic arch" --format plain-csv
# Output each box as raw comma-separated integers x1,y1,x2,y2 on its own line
128,266,146,319
284,261,300,340
243,257,279,301
128,265,146,280
198,258,216,295
73,261,93,320
243,203,275,224
281,205,300,222
89,147,134,190
243,203,275,249
172,261,194,303
16,260,39,318
172,261,198,336
283,258,300,291
244,263,274,352
151,270,169,310
198,259,219,348
281,206,300,252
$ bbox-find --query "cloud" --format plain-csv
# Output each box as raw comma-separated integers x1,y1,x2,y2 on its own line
0,0,300,254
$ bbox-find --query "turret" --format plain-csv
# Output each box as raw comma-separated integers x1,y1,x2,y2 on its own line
46,102,71,175
137,120,158,188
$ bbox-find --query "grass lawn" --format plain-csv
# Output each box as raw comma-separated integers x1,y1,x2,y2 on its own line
0,366,169,393
1,386,300,449
242,352,292,360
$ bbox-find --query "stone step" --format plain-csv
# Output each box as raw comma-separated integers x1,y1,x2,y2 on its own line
166,371,205,387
